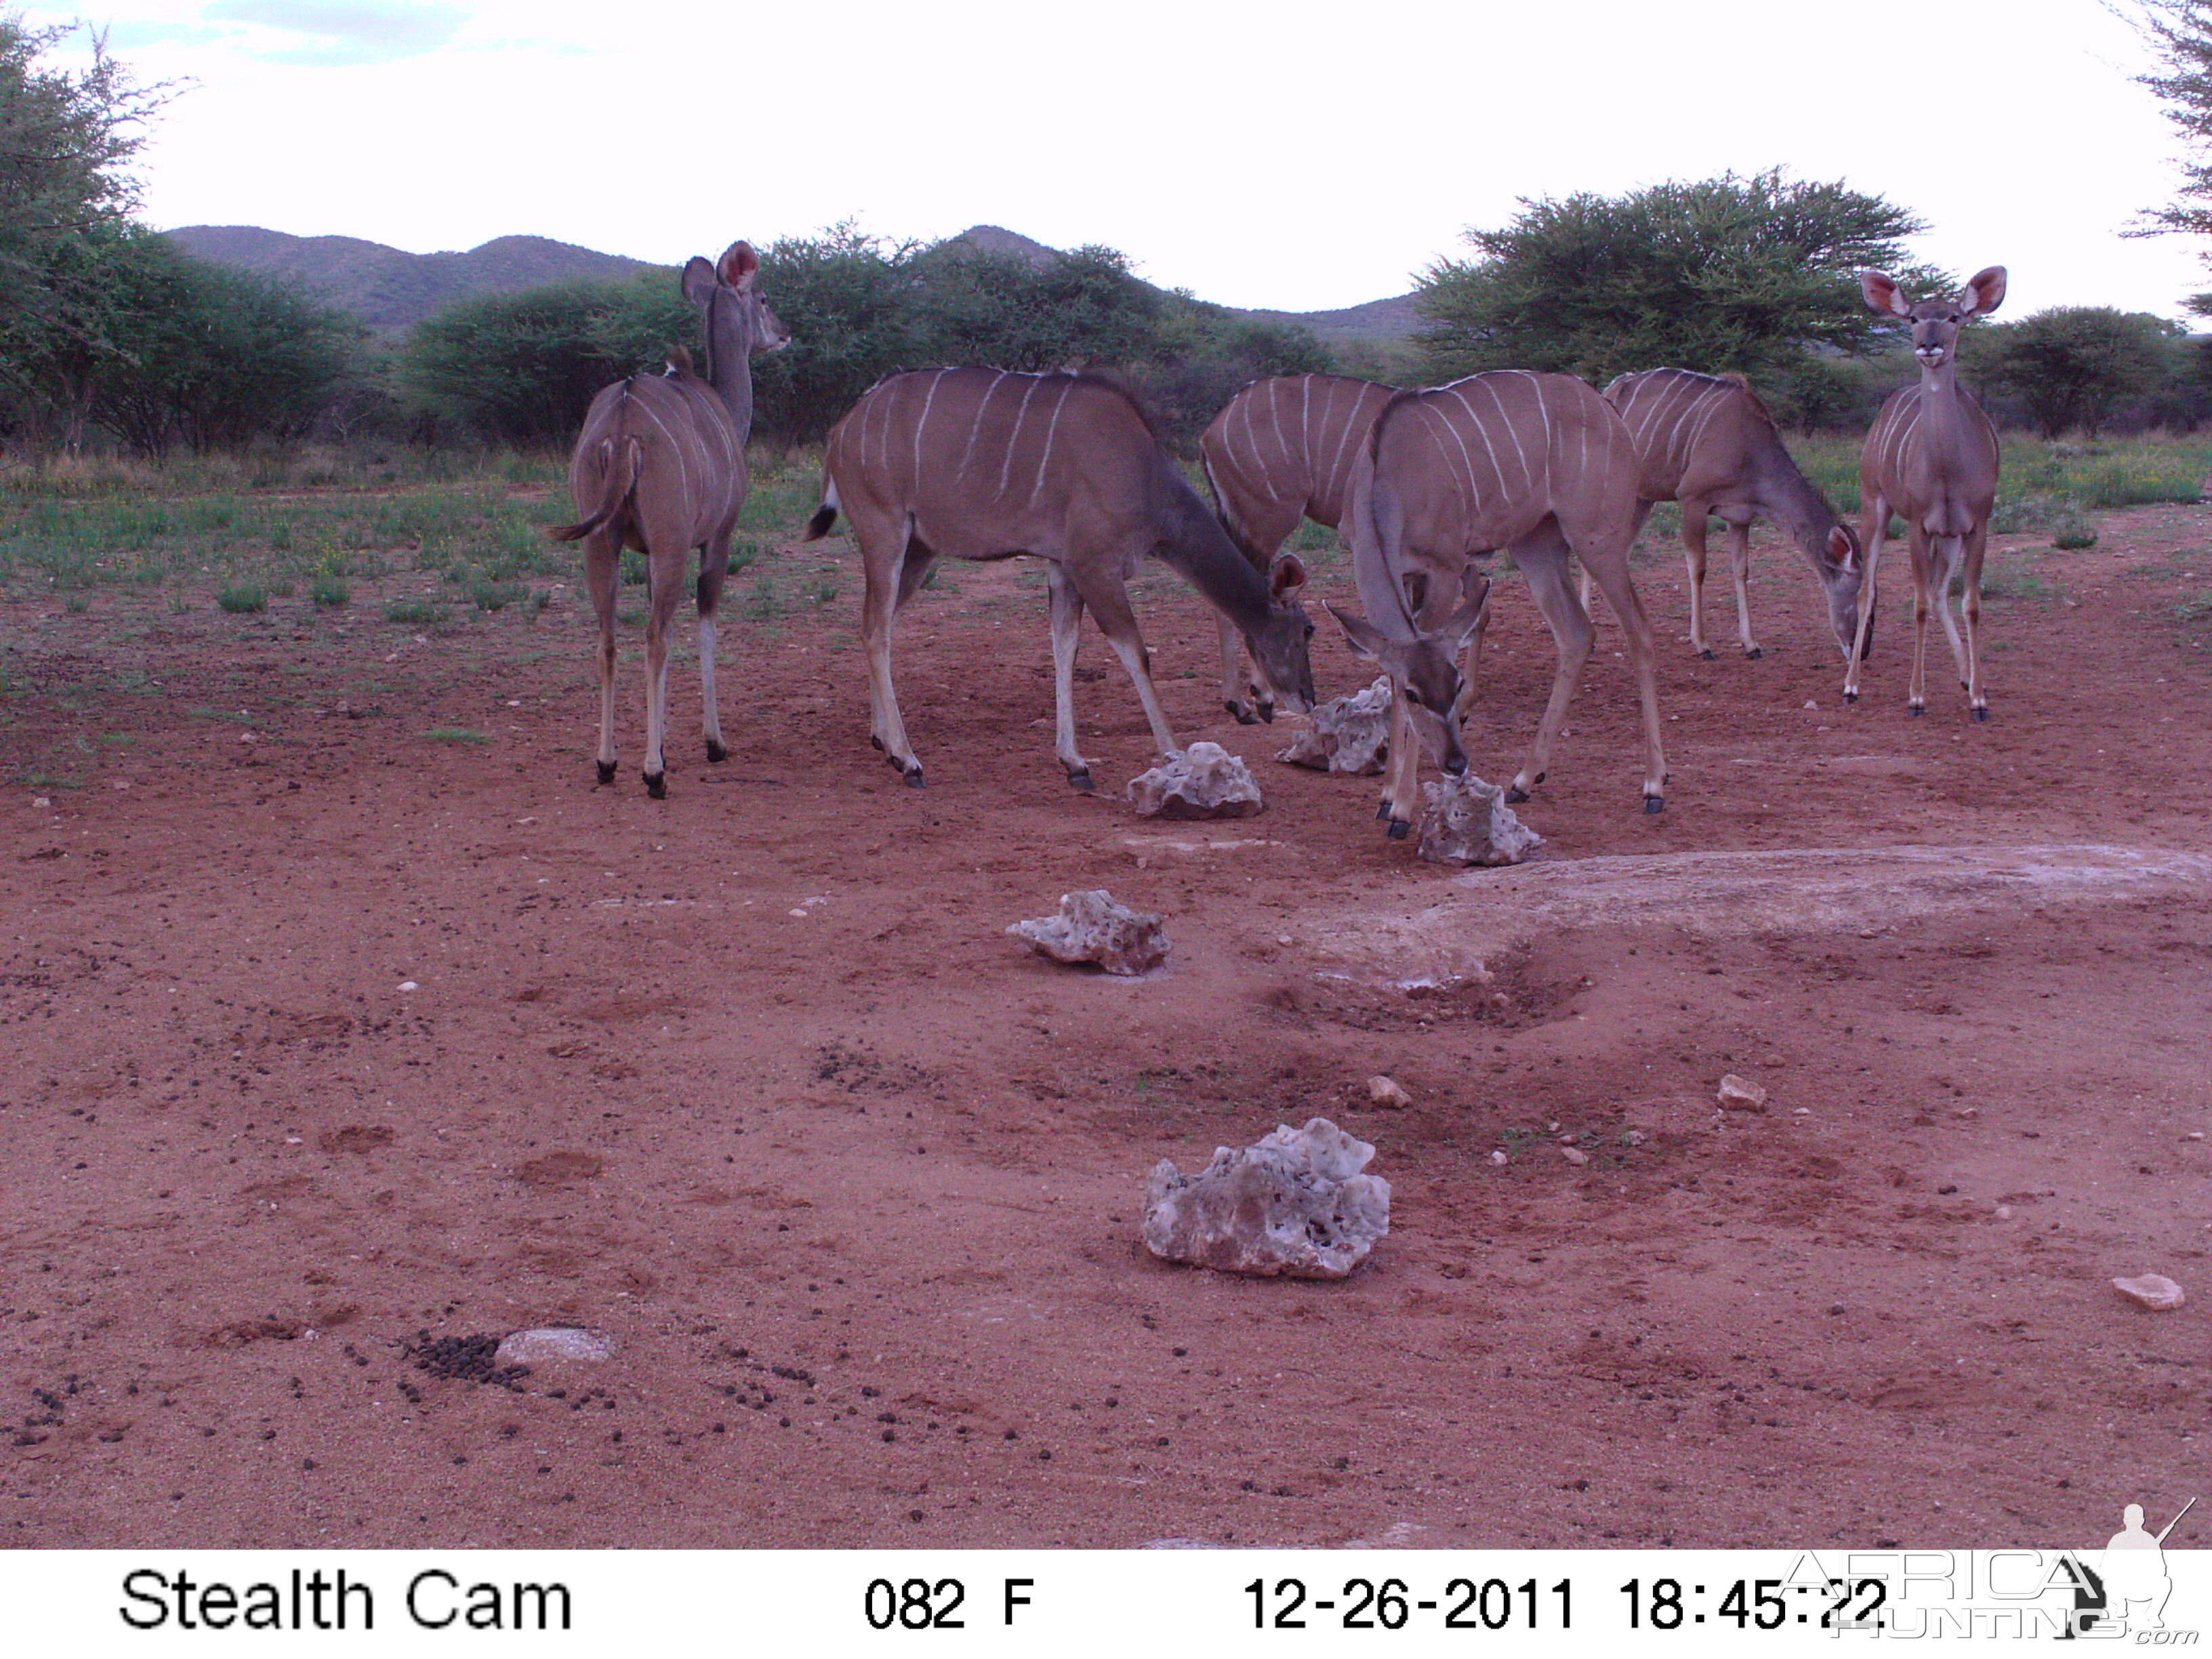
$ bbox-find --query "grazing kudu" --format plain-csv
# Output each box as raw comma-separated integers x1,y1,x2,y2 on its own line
1330,371,1667,835
550,241,789,796
1200,374,1396,720
1588,369,1864,661
802,367,1315,788
1847,266,2007,718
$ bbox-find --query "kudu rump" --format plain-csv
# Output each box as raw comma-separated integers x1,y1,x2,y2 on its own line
1200,374,1397,721
1334,371,1668,833
551,241,789,796
1848,266,2007,718
804,367,1315,788
1593,369,1864,662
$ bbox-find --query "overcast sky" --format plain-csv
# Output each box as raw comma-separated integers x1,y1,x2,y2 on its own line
28,0,2211,320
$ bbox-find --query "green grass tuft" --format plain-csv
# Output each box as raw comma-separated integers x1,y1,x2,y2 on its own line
424,728,489,743
216,583,268,614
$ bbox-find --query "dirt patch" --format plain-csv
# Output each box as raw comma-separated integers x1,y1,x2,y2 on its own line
1,507,2207,1549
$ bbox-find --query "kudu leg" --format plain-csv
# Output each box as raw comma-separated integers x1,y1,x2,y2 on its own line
640,550,685,797
1682,511,1714,658
1503,534,1594,805
583,535,621,785
1068,558,1180,761
697,535,731,764
1843,500,1886,703
1574,540,1668,813
1725,520,1761,659
1379,678,1418,837
1046,565,1096,788
1961,523,1990,720
1929,534,1970,690
857,514,924,784
1216,615,1258,724
1905,527,1934,717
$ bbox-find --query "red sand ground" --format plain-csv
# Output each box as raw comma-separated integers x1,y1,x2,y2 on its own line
3,506,2207,1549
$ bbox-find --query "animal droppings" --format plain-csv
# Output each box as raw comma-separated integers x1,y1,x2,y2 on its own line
1126,743,1263,819
1142,1117,1390,1279
1417,776,1544,867
1717,1073,1769,1112
2110,1274,2185,1312
1366,1075,1412,1109
1277,677,1391,775
1007,890,1168,977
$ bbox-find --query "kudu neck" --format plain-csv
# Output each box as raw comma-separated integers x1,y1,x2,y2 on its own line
1151,476,1276,628
703,299,757,436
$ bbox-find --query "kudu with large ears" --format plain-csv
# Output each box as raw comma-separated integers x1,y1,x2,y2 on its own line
1847,265,2005,718
550,240,790,796
1336,371,1668,837
803,367,1314,790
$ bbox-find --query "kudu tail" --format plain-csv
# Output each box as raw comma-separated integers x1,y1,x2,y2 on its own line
802,478,840,542
548,434,642,544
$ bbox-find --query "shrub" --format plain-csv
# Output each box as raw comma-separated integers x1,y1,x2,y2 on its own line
384,598,441,625
216,583,266,613
310,575,348,607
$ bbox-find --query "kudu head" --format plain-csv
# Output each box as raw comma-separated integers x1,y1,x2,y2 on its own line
680,241,791,375
1815,520,1869,660
1240,554,1317,720
1860,266,2006,373
1325,571,1491,777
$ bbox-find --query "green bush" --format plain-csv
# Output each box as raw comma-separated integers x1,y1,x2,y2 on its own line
384,598,441,625
311,575,349,607
216,583,266,613
470,579,527,611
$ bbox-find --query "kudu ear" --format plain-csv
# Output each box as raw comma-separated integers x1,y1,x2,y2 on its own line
1443,578,1490,652
1326,603,1394,665
1959,265,2006,318
1269,552,1308,600
719,241,760,290
1859,270,1910,319
680,256,718,308
1827,525,1858,573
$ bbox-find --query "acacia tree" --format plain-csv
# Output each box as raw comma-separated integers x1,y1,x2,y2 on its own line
0,15,172,448
1967,307,2180,437
2129,0,2212,310
1414,169,1939,398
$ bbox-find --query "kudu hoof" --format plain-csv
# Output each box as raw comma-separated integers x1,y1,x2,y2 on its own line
705,739,727,764
1697,649,1715,661
869,735,886,754
1067,768,1095,792
1843,690,1858,705
1504,786,1530,804
595,760,616,786
1907,705,1924,718
903,769,926,790
1643,794,1665,815
1257,703,1276,724
1375,801,1393,822
1225,700,1257,726
1385,819,1410,841
644,771,667,800
1972,707,1989,723
1746,648,1763,661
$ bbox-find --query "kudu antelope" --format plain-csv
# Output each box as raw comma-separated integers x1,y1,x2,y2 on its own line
550,241,789,796
1586,369,1864,661
802,367,1315,788
1847,266,2007,718
1200,374,1396,720
1331,371,1667,834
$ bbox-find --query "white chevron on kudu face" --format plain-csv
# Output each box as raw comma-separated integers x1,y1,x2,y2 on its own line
1198,375,1398,720
804,367,1316,790
1329,370,1670,836
1597,369,1864,663
552,240,790,798
1848,266,2007,718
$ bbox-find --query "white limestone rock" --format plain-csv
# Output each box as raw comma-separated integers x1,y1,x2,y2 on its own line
2112,1273,2185,1312
495,1326,615,1365
1417,775,1544,867
1277,676,1392,775
1126,741,1262,819
1717,1073,1769,1113
1142,1117,1390,1279
1008,889,1168,976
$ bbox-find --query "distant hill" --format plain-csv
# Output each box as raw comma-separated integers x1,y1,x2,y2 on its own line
163,222,1422,346
163,226,665,331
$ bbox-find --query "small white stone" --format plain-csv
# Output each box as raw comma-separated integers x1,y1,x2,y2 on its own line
1276,935,1292,947
1366,1075,1412,1110
788,908,808,918
2112,1274,2185,1312
495,1326,616,1364
32,796,50,808
1490,1149,1509,1166
1717,1073,1769,1112
1994,1206,2013,1220
1803,699,1818,710
397,981,419,992
1560,1145,1589,1166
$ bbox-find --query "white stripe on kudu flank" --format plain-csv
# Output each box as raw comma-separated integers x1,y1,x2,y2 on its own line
954,371,1006,483
635,396,694,508
1268,380,1291,475
1415,403,1475,514
1443,386,1504,501
1483,377,1533,495
1326,385,1364,504
912,367,949,487
1298,377,1314,482
996,375,1046,500
1031,375,1076,503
